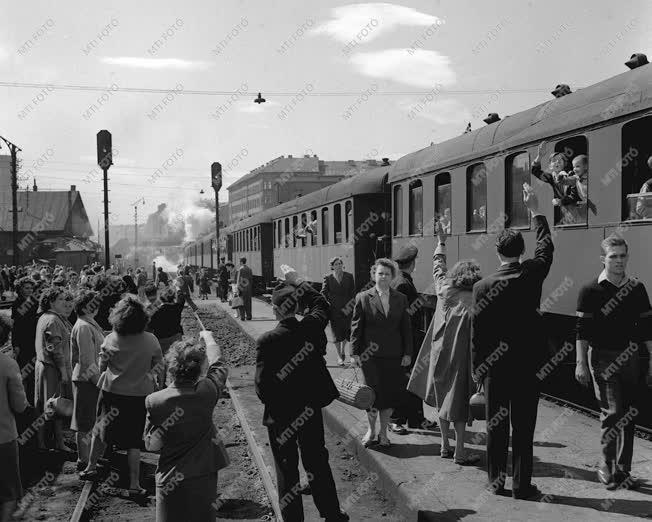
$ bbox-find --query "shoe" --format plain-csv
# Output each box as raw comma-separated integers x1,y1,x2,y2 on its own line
616,471,640,490
79,469,100,481
298,483,311,495
347,357,354,366
337,357,345,366
325,510,350,521
597,468,618,490
76,460,88,472
513,484,543,500
389,423,408,435
361,432,377,447
453,453,481,466
439,447,453,458
411,418,438,431
377,435,391,447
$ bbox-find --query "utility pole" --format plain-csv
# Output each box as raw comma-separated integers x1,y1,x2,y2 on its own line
211,162,222,259
0,136,22,266
133,197,145,266
97,130,113,269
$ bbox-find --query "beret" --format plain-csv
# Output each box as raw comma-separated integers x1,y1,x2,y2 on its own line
271,283,298,309
394,244,418,264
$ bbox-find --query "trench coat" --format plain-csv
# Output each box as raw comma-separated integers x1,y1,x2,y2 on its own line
408,243,473,421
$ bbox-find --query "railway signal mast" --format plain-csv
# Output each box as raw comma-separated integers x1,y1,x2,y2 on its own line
211,162,222,260
97,130,113,269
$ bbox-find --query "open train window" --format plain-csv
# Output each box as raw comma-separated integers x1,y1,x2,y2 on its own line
334,204,342,244
435,173,451,234
276,220,281,248
310,210,318,245
393,185,403,236
622,117,652,221
300,213,307,247
506,152,530,228
467,163,487,232
551,136,588,226
273,222,277,248
253,227,258,251
345,201,353,242
284,218,290,248
409,180,423,235
322,207,329,244
292,216,298,247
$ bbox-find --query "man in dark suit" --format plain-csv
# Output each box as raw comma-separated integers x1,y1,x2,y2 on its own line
217,257,228,301
471,185,553,500
255,265,348,522
389,245,433,434
236,257,253,320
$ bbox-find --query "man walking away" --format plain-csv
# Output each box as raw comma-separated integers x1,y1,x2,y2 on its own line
471,184,553,500
217,258,229,302
575,234,652,490
255,265,348,522
236,258,253,321
155,267,169,288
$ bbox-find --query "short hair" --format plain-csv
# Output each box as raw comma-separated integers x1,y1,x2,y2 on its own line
447,260,482,289
167,339,206,384
330,256,343,268
240,257,247,264
109,295,149,335
601,235,628,256
159,287,177,303
496,228,525,258
370,258,397,280
15,277,35,295
39,286,69,312
549,152,569,170
74,290,99,316
0,315,12,346
226,262,234,268
573,154,588,166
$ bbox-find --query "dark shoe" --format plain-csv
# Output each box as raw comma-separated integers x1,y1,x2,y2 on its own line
616,471,640,490
298,483,311,495
389,423,408,435
513,484,543,500
485,482,508,496
597,468,618,490
454,453,481,466
325,509,349,521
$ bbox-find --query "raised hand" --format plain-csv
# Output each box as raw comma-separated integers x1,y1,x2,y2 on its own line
523,183,539,213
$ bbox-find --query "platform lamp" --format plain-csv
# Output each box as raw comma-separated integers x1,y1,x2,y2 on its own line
211,162,222,259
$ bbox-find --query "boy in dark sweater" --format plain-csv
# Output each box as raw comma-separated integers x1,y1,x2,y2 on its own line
575,234,652,490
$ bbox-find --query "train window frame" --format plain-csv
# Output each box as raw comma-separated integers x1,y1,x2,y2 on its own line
466,162,487,233
505,152,531,229
393,184,403,237
322,207,329,245
621,116,652,222
408,179,423,236
292,216,298,248
551,135,589,228
434,173,451,235
253,227,258,251
310,209,318,245
284,218,290,248
273,221,277,248
334,203,342,244
345,201,352,242
300,213,308,247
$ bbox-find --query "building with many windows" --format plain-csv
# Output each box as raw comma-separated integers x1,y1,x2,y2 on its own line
227,154,388,224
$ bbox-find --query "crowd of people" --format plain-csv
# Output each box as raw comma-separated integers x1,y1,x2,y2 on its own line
0,261,233,521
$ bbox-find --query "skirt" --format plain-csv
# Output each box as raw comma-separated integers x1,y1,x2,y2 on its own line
156,472,218,522
360,357,406,410
34,361,60,413
71,381,99,433
329,313,351,343
0,440,22,502
94,390,146,449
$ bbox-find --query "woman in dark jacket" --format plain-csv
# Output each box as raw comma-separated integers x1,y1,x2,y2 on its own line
321,257,356,366
11,277,39,404
350,258,413,447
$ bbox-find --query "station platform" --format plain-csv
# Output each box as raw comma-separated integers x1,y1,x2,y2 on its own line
209,296,652,521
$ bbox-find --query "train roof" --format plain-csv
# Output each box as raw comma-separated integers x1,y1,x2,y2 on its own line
226,164,391,232
389,63,652,183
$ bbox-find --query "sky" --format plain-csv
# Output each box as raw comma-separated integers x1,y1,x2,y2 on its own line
1,0,650,237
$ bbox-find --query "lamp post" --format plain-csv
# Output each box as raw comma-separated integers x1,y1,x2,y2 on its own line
133,197,145,266
0,135,22,266
211,162,222,259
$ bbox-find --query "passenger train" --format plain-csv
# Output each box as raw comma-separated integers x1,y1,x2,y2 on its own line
184,55,652,428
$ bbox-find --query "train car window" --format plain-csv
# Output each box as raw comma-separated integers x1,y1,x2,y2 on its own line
550,136,589,226
284,218,290,248
300,213,308,247
467,163,487,232
393,185,403,236
292,216,298,247
409,180,423,235
622,117,652,221
345,201,352,242
273,222,277,248
434,173,451,234
334,204,342,244
253,227,258,251
506,153,530,228
310,210,318,245
322,207,329,244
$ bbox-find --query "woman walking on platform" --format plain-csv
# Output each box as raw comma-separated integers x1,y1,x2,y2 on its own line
321,257,356,366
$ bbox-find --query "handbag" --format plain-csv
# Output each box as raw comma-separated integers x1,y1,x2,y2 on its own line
45,393,74,418
230,295,243,308
334,367,375,410
469,382,486,421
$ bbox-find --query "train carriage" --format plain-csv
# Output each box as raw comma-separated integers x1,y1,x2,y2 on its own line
225,215,274,292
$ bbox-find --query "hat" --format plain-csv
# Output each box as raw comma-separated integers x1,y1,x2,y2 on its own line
271,283,298,312
394,244,418,264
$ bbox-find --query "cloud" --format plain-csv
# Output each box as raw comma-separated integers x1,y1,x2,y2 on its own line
101,57,212,70
312,3,443,44
350,49,455,88
397,97,470,125
237,100,281,113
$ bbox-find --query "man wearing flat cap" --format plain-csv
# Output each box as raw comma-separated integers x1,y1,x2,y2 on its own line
255,265,349,522
389,244,431,434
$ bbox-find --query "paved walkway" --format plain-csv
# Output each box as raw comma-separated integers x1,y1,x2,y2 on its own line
205,295,652,521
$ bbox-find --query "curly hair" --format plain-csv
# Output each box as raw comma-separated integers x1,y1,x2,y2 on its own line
39,286,70,312
369,258,397,280
14,277,36,296
495,229,525,258
329,256,343,268
447,260,482,289
109,295,149,335
74,290,99,316
166,339,206,384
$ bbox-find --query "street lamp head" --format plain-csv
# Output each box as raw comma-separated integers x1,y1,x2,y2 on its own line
200,189,205,194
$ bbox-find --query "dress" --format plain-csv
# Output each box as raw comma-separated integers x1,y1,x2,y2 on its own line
321,272,355,342
34,312,73,411
199,275,211,295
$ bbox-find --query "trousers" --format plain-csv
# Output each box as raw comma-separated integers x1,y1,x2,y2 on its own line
267,408,341,521
484,372,539,494
589,347,641,474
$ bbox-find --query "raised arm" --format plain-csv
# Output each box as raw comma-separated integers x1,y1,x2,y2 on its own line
522,184,554,278
199,330,228,395
433,223,449,295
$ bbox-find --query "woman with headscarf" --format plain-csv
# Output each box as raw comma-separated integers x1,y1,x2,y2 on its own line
321,257,356,366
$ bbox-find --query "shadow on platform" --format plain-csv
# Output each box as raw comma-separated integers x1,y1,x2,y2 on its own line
417,508,477,521
543,493,652,518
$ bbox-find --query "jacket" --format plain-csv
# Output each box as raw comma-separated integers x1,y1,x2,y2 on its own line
71,317,105,384
391,270,422,350
255,283,338,426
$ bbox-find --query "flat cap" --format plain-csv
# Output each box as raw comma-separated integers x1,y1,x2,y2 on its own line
394,244,418,264
271,282,299,311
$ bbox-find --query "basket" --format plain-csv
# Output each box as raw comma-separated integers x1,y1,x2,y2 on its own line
334,367,375,410
469,383,486,421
